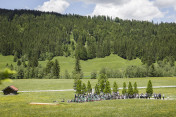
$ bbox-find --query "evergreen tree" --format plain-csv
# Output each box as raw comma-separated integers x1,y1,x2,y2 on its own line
45,60,54,74
95,84,100,95
76,79,82,94
52,59,60,78
128,82,133,95
74,58,81,74
122,82,127,94
23,61,27,68
13,52,18,62
17,69,24,79
87,80,92,94
10,64,14,70
17,59,21,66
113,81,118,93
146,80,153,96
82,83,87,94
103,80,111,94
99,79,105,93
133,82,138,94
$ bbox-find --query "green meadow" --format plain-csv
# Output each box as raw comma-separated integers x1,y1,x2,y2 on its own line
0,54,142,77
0,78,176,117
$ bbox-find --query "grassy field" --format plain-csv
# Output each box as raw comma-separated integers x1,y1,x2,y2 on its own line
0,78,176,117
0,77,175,91
0,54,142,77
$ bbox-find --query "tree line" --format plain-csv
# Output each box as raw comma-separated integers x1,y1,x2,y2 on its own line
0,8,176,67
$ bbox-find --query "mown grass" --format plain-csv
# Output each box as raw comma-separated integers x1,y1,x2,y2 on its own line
0,77,175,91
0,54,142,77
0,88,176,117
0,78,176,117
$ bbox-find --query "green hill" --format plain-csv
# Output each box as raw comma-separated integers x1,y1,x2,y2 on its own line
0,54,142,77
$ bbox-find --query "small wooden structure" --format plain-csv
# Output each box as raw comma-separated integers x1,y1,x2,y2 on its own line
2,85,18,95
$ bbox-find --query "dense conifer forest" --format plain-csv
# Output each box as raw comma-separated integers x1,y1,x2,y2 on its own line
1,8,176,79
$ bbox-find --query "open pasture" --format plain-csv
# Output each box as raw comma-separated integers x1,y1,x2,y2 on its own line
0,78,176,117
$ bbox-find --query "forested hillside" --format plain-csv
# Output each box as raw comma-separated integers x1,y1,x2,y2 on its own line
1,9,176,65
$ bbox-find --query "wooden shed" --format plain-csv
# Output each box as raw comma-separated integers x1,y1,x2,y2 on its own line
2,85,18,95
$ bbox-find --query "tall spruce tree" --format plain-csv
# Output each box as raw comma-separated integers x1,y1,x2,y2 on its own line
99,79,105,93
82,83,87,94
146,80,153,96
128,82,133,95
122,82,127,94
87,80,92,94
113,81,118,93
76,79,82,94
133,82,138,94
74,58,81,74
103,80,111,94
52,59,60,78
95,84,100,95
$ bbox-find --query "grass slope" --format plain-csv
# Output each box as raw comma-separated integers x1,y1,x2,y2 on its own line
0,54,142,77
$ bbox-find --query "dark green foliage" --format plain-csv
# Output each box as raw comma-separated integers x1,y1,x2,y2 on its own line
90,71,97,79
82,83,87,94
76,79,82,94
13,53,18,62
17,69,24,79
87,80,92,93
146,80,153,96
95,84,100,95
103,80,111,94
17,59,21,66
23,62,27,68
133,82,138,94
122,82,127,94
113,81,118,93
1,9,176,65
74,58,81,74
52,59,60,78
99,79,105,93
128,82,133,95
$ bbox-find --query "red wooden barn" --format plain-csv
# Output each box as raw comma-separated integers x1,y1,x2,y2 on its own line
2,85,18,95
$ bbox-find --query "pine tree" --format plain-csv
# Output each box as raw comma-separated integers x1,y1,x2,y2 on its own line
45,60,54,74
122,82,127,94
128,82,133,95
146,80,153,96
87,80,92,94
82,83,87,94
99,79,105,93
76,79,82,94
52,59,60,78
113,81,118,93
13,52,18,62
74,58,81,74
103,80,111,94
133,82,138,94
95,84,100,95
17,59,21,66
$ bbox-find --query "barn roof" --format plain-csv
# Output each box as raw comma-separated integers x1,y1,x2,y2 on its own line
2,85,18,91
